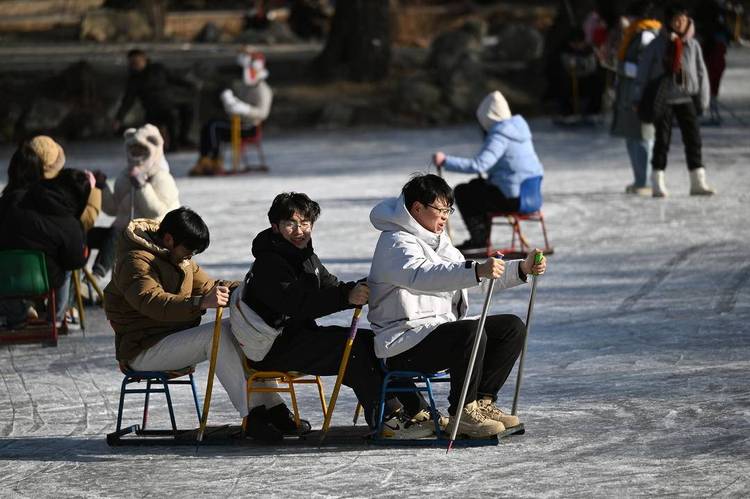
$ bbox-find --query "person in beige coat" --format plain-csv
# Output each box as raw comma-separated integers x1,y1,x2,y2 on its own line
104,207,294,441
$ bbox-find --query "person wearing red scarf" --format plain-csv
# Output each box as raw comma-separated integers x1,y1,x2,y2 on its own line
632,3,715,197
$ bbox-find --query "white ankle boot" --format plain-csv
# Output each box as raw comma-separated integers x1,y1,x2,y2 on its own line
652,170,668,198
689,168,716,196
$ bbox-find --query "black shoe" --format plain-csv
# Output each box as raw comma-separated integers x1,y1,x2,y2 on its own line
267,403,312,435
245,406,283,442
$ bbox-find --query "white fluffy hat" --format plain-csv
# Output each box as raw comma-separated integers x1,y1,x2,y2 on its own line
476,90,512,130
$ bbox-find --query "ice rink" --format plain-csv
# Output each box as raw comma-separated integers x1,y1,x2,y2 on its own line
1,49,749,497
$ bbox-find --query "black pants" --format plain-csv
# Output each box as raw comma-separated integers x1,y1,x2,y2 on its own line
199,119,257,158
87,226,119,278
252,326,424,427
455,178,520,242
144,101,194,145
652,101,704,171
386,315,526,415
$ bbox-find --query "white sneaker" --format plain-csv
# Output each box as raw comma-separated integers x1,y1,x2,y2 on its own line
381,412,434,439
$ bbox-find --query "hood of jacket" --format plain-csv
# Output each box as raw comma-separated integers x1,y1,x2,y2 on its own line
123,124,165,175
251,227,314,266
488,115,532,143
370,194,450,250
120,218,171,259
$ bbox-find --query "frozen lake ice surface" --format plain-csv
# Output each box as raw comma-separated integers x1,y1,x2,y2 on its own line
1,49,749,497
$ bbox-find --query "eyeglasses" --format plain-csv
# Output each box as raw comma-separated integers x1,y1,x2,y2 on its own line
280,220,313,231
426,204,455,216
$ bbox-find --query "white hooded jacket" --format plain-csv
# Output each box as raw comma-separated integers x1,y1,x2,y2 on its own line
101,124,180,229
367,195,526,358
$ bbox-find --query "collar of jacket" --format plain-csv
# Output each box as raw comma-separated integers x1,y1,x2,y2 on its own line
251,227,314,265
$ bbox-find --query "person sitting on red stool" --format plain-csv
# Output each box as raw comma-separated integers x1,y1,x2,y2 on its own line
189,46,273,176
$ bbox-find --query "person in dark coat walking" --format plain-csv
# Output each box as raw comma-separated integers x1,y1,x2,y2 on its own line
232,192,433,438
113,49,196,151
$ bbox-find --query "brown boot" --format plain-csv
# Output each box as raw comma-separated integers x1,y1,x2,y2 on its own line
477,398,520,428
207,157,225,175
446,401,504,439
188,156,213,176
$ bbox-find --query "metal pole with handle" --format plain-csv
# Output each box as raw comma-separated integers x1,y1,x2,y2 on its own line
511,251,544,416
319,307,363,444
197,306,224,442
447,277,497,452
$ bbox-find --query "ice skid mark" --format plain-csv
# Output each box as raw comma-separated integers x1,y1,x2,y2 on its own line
380,469,394,486
0,365,18,437
617,243,708,313
715,264,750,314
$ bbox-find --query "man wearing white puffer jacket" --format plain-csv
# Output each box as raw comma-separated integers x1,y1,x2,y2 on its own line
88,123,180,280
368,174,546,439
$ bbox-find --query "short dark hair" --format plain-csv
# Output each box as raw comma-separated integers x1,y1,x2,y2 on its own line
3,140,44,195
267,192,321,225
157,207,210,254
402,173,454,211
127,48,146,59
665,2,689,21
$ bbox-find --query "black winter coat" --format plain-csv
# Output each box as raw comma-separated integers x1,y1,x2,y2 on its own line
242,228,356,331
0,179,87,289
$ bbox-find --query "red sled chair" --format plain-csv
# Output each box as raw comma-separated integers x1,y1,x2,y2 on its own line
485,176,554,258
230,115,268,173
0,249,59,347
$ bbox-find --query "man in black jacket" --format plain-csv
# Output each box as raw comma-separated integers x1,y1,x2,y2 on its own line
113,49,196,151
234,192,432,439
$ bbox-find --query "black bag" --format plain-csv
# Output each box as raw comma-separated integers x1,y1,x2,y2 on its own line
638,75,670,123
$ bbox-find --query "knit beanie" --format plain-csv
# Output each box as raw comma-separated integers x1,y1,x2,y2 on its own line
476,91,512,131
29,135,66,179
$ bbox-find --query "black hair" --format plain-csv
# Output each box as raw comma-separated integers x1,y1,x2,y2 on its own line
267,192,321,225
127,48,147,59
157,207,210,254
3,140,44,195
402,173,454,210
665,2,689,22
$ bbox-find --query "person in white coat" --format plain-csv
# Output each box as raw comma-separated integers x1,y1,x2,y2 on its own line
88,123,180,279
368,174,546,439
189,46,273,176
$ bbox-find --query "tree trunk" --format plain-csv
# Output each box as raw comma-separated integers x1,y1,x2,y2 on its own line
315,0,390,82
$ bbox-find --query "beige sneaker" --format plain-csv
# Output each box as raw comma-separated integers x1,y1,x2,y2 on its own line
477,399,520,428
410,409,449,431
447,401,504,439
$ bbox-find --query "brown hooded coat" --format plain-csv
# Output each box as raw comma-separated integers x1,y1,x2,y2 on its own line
104,218,238,361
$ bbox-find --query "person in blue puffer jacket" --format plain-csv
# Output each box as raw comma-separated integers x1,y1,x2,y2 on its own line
434,90,544,252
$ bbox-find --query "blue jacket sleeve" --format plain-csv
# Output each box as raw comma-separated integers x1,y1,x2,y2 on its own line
442,133,508,174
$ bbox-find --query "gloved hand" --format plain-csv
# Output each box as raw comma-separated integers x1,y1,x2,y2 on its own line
92,170,108,189
128,166,148,188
